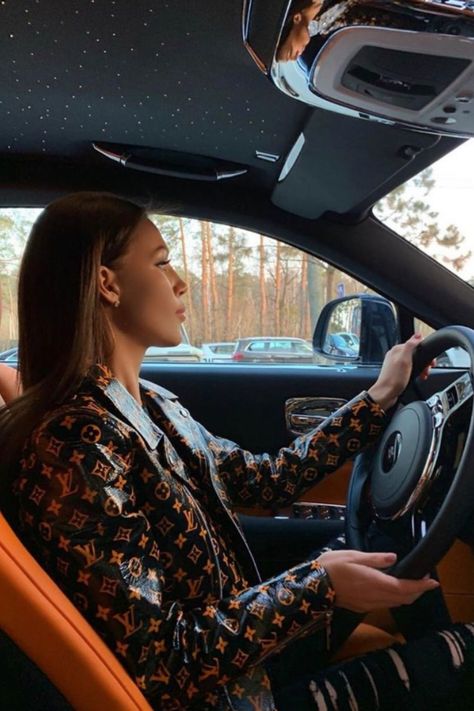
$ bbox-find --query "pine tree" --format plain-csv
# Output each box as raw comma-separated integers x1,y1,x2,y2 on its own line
0,210,38,349
374,168,471,274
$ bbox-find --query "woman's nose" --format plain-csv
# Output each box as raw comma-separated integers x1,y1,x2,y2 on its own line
175,271,187,296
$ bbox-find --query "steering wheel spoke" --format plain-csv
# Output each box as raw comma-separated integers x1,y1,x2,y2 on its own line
410,509,428,545
426,372,473,427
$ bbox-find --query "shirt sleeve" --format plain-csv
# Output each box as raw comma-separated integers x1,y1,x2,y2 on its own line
196,391,387,509
16,411,335,708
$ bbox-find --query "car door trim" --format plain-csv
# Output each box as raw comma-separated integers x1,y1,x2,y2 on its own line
285,397,347,436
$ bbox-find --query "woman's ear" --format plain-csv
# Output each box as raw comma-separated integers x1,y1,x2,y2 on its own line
98,265,121,308
293,12,303,25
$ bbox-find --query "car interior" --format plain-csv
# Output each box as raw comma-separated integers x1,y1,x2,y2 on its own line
2,1,474,709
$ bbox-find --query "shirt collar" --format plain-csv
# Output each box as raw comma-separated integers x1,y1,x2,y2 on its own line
85,364,166,449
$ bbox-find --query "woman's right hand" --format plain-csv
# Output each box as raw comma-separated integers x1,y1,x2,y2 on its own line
318,549,440,613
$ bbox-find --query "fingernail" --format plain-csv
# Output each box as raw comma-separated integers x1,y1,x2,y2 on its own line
428,579,440,587
385,553,397,561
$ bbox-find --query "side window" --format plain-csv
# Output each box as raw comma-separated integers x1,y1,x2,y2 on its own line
0,209,41,358
270,341,291,350
145,215,395,366
0,210,397,368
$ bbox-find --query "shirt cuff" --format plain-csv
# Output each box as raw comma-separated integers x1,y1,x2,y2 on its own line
361,389,387,416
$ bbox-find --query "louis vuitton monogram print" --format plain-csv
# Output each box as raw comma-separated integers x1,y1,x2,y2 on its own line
15,365,387,711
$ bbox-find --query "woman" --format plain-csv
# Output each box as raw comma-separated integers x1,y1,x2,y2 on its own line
2,192,474,711
276,0,412,62
277,0,323,62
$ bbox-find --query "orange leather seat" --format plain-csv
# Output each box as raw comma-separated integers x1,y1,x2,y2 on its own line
0,512,153,711
0,507,402,708
331,623,404,663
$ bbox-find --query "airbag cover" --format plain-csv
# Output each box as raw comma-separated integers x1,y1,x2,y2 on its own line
371,402,433,519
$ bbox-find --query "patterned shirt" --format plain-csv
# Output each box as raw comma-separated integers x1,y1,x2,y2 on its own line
14,364,387,711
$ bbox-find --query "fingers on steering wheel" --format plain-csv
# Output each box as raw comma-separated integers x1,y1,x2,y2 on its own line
420,358,436,381
394,576,440,600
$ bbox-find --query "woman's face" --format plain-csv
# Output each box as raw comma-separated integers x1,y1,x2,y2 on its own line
277,1,323,62
107,217,187,349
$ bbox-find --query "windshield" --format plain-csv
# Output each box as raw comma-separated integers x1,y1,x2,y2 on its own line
374,140,474,288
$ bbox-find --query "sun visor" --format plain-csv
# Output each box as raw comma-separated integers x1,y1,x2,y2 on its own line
245,0,474,139
271,109,439,219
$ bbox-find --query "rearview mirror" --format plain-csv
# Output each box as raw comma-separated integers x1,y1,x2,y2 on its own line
244,0,474,139
313,294,399,364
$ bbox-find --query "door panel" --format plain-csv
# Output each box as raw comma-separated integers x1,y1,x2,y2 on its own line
140,362,462,510
295,463,352,506
142,363,375,451
140,363,461,450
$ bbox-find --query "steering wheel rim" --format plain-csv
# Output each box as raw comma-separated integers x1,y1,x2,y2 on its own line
346,325,474,579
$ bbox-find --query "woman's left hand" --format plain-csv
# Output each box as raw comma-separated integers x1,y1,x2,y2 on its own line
367,333,433,411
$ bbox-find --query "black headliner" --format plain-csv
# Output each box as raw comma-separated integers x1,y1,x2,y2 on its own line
0,0,305,190
0,0,461,215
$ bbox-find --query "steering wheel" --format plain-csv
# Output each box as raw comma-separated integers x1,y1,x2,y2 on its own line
346,326,474,579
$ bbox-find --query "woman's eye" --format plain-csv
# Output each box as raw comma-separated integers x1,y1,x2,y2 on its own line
156,259,171,268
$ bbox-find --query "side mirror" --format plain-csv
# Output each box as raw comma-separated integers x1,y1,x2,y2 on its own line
313,294,399,365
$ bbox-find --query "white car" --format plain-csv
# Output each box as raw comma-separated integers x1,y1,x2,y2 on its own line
201,342,236,363
143,342,203,363
143,326,203,363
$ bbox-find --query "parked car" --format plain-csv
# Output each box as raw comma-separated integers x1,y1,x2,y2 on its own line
201,342,235,363
143,342,203,363
335,332,360,351
231,337,315,364
0,340,204,365
2,1,474,709
324,333,359,358
143,326,203,363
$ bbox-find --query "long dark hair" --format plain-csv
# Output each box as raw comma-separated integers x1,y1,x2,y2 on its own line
0,192,146,475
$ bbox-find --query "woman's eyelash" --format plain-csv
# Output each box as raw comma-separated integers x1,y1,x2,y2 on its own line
156,259,171,267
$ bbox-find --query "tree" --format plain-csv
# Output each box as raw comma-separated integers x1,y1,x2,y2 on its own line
306,256,325,329
374,168,471,274
0,210,38,349
178,218,194,341
258,235,268,334
206,222,219,340
200,221,211,343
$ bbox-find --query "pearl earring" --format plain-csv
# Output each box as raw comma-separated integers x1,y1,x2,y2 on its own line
114,300,120,308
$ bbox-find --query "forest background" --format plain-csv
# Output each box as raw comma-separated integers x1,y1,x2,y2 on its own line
0,168,472,352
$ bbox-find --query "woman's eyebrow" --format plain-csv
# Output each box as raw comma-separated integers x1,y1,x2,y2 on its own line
152,245,169,256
